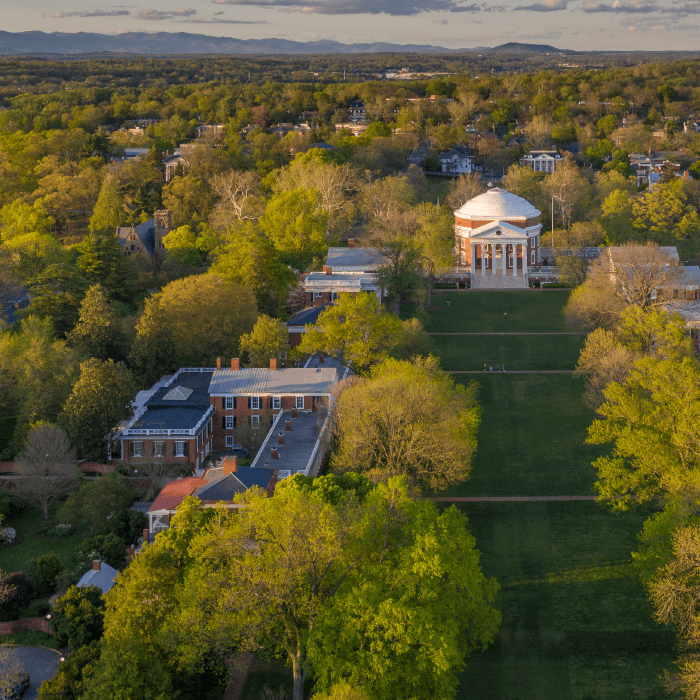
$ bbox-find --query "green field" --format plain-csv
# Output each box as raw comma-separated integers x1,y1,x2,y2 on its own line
403,290,572,333
435,334,584,372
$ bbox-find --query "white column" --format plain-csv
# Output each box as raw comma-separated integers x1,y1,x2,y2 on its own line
523,242,529,277
481,244,485,275
471,242,476,274
513,244,518,276
501,244,507,276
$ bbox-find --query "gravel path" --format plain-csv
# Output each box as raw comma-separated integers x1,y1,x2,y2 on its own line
2,646,62,699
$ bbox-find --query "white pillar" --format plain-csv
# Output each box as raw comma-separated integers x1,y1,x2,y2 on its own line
471,242,476,275
481,244,486,275
501,244,507,276
523,242,529,277
514,244,518,276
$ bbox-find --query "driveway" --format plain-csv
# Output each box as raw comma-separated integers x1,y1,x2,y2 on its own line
2,646,62,699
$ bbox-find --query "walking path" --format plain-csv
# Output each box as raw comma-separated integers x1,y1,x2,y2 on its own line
430,332,585,336
431,495,596,502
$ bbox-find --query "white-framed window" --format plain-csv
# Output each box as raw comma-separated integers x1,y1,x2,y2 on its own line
154,441,165,458
509,255,514,268
313,292,323,299
132,441,144,458
331,292,339,301
295,396,305,409
460,251,466,265
272,397,281,409
225,415,235,429
225,436,234,447
175,441,185,457
225,396,234,409
251,396,261,410
531,251,535,264
460,237,466,249
251,415,260,427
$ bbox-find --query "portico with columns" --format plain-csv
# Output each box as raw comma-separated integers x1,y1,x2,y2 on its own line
453,187,542,290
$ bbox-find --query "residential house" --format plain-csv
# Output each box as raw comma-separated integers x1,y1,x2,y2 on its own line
629,152,680,187
349,100,366,123
163,152,186,183
116,209,172,263
286,303,334,348
439,147,475,175
334,123,367,136
408,141,430,167
519,151,562,173
77,560,118,594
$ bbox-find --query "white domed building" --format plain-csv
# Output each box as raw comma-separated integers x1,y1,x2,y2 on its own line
454,188,542,289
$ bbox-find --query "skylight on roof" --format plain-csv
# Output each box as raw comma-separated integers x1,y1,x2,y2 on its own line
163,386,193,401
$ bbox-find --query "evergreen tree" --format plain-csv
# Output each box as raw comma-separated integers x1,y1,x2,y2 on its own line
68,285,127,361
129,293,178,385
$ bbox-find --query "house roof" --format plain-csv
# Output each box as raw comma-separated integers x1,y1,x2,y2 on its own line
149,477,204,514
195,466,277,501
117,219,156,258
208,367,339,396
454,187,540,220
129,406,210,432
304,272,379,291
325,247,386,271
77,562,118,594
147,372,212,409
469,221,529,240
287,303,335,328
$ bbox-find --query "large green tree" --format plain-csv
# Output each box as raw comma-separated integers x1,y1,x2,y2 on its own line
129,293,178,385
60,358,136,461
239,314,288,367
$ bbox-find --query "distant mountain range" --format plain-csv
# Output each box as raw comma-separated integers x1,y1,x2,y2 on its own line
0,31,572,56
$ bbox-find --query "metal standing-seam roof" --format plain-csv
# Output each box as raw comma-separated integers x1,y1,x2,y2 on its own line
324,247,387,271
77,562,119,594
208,367,339,396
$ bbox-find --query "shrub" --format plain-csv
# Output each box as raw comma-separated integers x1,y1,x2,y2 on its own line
28,553,63,596
22,598,50,618
0,491,22,518
52,585,105,649
0,572,34,622
81,533,125,568
36,640,101,699
107,509,147,547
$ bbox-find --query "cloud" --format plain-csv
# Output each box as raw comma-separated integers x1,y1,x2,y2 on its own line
214,10,225,13
180,16,267,22
52,9,130,17
514,0,569,11
582,0,700,13
211,0,500,15
138,8,197,19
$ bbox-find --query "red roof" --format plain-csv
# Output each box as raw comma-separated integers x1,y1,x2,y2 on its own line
149,477,203,513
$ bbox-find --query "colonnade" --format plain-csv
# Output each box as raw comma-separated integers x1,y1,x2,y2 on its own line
470,242,528,276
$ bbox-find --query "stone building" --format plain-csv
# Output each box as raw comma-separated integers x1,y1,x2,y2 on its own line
116,209,172,263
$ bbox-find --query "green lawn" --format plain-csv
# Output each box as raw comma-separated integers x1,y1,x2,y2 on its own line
2,505,89,577
446,374,600,497
455,502,677,700
435,334,584,371
403,290,572,333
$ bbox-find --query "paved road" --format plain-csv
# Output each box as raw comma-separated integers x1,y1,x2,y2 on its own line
2,646,62,699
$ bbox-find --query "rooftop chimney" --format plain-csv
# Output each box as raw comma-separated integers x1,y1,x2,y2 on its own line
348,238,355,249
231,358,240,371
270,358,277,371
216,357,222,370
285,419,292,431
292,408,298,418
319,354,325,364
278,433,285,445
93,560,101,572
223,456,238,475
143,528,149,544
323,265,332,275
271,448,278,459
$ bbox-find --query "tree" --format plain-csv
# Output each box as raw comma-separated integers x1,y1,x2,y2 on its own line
36,641,101,700
331,356,481,494
208,222,295,316
59,474,135,534
587,357,700,510
81,533,127,568
599,189,636,244
260,188,328,269
618,305,694,360
239,315,288,368
415,203,456,307
391,317,433,361
544,154,590,230
129,293,177,385
209,169,264,226
76,230,128,299
313,684,371,700
0,232,63,283
173,477,499,700
67,284,127,361
296,293,403,374
0,198,54,241
13,422,78,520
28,553,63,596
156,274,258,366
162,174,214,227
553,222,605,287
89,175,127,234
23,263,89,336
445,172,487,209
60,358,136,461
162,225,205,269
52,586,106,650
0,647,24,700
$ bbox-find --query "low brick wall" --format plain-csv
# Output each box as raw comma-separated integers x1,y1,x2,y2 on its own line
0,617,52,635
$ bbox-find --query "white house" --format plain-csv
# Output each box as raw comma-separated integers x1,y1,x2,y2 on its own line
519,151,562,173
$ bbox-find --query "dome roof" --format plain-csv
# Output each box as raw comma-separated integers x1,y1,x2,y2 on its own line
454,187,540,220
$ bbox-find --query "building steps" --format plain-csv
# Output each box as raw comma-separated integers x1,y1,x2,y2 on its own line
471,274,530,290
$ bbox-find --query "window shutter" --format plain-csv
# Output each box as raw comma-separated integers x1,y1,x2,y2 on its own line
150,441,156,457
223,417,226,430
233,397,237,409
248,397,251,409
129,441,134,457
233,416,237,428
184,441,189,456
269,396,273,409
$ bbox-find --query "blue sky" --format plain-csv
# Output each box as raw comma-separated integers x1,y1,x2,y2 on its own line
4,0,700,51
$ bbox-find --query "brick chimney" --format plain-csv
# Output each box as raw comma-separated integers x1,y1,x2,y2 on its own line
93,560,101,572
292,408,298,418
231,358,240,371
323,265,332,275
278,433,285,445
285,419,292,431
271,448,278,459
143,528,149,544
319,354,325,364
348,238,355,249
270,358,277,371
223,456,238,475
216,357,222,370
